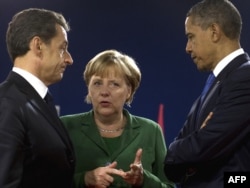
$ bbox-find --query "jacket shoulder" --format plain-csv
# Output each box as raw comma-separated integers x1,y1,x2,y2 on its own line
130,114,160,130
60,111,92,128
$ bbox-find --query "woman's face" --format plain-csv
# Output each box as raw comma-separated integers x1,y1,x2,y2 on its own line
88,69,131,117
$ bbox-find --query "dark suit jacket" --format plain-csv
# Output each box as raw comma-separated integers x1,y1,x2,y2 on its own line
164,53,250,188
0,71,75,188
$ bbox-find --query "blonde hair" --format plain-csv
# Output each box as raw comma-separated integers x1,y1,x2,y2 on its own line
83,49,141,106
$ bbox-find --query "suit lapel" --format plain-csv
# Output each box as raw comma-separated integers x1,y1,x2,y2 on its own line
29,93,75,150
7,72,74,149
196,53,250,127
111,125,140,160
81,121,110,155
80,110,141,160
197,80,220,125
110,111,141,160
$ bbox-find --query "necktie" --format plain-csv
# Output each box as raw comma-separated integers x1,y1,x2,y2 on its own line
200,73,215,102
44,91,58,116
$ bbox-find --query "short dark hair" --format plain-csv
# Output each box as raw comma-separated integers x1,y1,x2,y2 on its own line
187,0,242,40
6,8,70,62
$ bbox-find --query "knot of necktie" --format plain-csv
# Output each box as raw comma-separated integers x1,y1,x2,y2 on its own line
44,92,54,104
44,91,58,116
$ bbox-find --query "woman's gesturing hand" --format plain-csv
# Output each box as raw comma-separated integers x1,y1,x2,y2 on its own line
122,148,144,187
84,161,125,188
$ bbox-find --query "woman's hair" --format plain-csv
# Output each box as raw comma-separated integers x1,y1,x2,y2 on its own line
83,49,141,107
6,8,70,62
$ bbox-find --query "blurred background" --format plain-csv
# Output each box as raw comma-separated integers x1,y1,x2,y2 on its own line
1,0,249,145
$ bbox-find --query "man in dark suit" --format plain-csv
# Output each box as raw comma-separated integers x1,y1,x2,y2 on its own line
164,0,250,187
0,8,75,187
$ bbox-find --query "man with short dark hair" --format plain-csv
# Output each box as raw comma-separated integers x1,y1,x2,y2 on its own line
0,8,75,188
164,0,250,187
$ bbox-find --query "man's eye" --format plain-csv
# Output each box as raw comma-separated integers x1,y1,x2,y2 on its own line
60,48,66,55
187,35,193,40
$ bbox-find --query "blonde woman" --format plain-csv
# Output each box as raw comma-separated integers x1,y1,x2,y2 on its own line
61,49,175,188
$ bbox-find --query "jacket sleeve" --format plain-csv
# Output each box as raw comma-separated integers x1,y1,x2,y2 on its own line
164,66,250,182
0,98,24,187
73,171,86,188
142,124,175,188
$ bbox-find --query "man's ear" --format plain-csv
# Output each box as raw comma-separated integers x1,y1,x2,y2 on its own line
210,23,221,43
30,36,43,57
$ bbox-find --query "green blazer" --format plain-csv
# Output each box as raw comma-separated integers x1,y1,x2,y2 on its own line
61,109,175,188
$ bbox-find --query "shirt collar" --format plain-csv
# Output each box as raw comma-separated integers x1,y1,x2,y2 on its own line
213,48,244,77
12,67,48,98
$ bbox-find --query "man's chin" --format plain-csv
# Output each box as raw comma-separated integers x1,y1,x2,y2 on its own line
51,74,63,85
197,64,209,72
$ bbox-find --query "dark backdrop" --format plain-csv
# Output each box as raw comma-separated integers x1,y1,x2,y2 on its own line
1,0,249,145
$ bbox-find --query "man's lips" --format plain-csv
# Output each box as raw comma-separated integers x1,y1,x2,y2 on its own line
61,66,66,72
